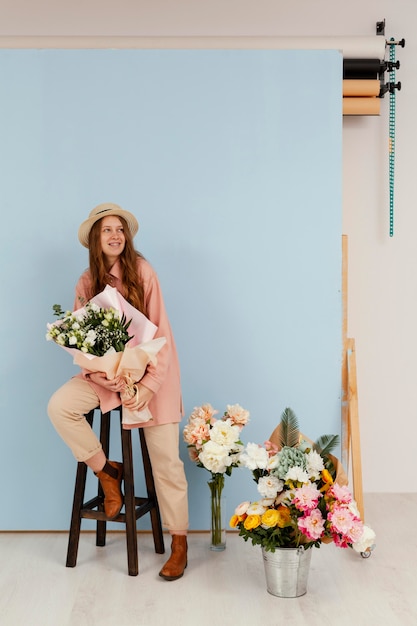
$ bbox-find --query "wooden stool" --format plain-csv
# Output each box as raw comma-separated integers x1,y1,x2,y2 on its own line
66,406,165,576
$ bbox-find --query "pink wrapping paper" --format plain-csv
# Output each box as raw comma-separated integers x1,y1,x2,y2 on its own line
48,285,166,425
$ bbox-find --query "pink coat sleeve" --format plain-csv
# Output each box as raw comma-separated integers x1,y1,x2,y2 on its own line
139,264,174,395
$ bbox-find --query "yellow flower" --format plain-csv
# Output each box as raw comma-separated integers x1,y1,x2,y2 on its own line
320,468,334,492
276,505,292,528
243,514,262,530
261,509,280,528
321,469,333,484
229,515,240,528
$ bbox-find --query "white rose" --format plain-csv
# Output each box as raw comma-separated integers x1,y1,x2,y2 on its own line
306,450,324,479
257,475,284,498
247,501,266,515
210,418,240,450
235,501,250,516
239,443,269,470
198,441,231,474
352,525,376,553
285,466,310,484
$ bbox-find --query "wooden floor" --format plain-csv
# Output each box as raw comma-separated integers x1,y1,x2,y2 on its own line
1,494,416,626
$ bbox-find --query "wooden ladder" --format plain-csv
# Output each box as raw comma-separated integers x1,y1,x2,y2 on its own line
341,235,364,520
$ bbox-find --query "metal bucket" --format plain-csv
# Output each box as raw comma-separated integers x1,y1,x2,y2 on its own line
262,546,312,598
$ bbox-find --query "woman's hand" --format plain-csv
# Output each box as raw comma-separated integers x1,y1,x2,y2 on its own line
87,371,125,393
122,382,154,412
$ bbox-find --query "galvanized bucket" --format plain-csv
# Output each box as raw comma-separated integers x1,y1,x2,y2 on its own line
262,546,312,597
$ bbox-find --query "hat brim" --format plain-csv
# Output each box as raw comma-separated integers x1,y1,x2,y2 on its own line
78,204,139,248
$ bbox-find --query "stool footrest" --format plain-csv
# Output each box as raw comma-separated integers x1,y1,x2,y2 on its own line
79,497,156,522
65,407,165,576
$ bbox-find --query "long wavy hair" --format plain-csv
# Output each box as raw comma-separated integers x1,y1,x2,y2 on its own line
87,216,146,314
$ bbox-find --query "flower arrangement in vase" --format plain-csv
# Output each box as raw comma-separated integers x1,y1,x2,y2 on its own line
183,403,250,550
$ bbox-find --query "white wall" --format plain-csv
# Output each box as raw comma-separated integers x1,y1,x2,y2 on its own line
1,1,415,494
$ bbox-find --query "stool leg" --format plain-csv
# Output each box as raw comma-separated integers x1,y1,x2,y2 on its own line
139,429,165,554
121,424,139,576
66,461,88,567
66,410,95,567
96,410,111,547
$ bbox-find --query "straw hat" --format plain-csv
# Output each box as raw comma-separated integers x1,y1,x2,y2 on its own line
78,203,139,248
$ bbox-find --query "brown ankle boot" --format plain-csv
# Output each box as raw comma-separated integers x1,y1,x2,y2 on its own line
95,461,123,519
159,535,188,581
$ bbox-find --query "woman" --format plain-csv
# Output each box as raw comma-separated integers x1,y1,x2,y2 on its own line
48,202,188,581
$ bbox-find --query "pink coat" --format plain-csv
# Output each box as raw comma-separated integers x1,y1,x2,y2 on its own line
74,257,183,428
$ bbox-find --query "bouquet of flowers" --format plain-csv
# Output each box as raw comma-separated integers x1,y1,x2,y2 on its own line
230,407,375,555
46,285,166,426
47,302,133,355
183,402,250,548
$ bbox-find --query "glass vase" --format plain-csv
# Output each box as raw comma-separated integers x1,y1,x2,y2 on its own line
208,474,226,551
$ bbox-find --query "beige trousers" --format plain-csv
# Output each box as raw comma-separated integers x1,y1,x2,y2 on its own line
48,377,188,532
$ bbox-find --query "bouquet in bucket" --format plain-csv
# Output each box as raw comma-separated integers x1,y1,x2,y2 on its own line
46,285,166,425
183,403,250,549
230,407,376,556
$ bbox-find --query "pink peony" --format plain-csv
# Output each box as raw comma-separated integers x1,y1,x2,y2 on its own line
328,483,353,504
327,505,357,535
298,509,325,540
292,484,322,512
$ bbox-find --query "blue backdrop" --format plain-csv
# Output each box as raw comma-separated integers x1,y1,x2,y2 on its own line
0,49,342,530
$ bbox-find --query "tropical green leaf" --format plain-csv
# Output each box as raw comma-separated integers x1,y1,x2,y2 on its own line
279,407,300,448
313,434,340,457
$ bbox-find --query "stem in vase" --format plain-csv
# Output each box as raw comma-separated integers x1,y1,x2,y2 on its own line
209,474,225,549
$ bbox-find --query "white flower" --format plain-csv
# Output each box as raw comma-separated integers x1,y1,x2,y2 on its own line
257,475,284,498
69,335,78,346
198,440,232,474
246,501,266,515
306,449,324,480
285,466,310,484
90,303,100,312
260,498,276,507
235,501,251,516
348,500,361,518
352,525,376,553
266,454,280,471
209,418,240,450
229,451,243,466
85,329,97,345
239,442,269,470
